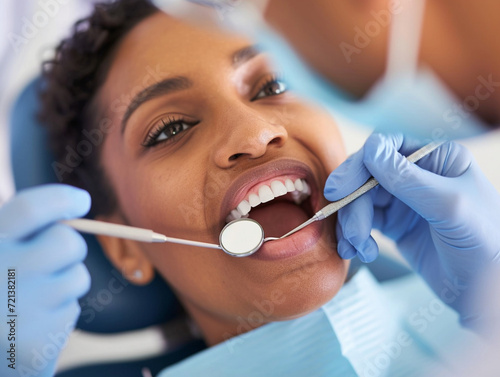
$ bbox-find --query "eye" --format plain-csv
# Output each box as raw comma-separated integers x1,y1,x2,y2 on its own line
142,116,199,148
251,75,288,101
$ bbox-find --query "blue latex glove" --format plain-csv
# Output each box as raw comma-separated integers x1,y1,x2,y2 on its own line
324,133,500,327
0,184,91,377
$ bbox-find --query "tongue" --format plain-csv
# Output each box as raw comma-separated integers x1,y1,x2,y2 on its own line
248,201,310,238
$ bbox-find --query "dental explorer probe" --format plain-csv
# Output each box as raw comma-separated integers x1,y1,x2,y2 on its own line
277,140,446,240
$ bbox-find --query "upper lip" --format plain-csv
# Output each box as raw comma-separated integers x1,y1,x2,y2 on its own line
219,158,318,224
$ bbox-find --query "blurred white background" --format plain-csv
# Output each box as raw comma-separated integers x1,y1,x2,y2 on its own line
0,1,97,203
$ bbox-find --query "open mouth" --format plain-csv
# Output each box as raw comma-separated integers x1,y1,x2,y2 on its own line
225,177,316,238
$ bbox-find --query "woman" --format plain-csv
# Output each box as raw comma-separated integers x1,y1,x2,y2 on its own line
41,0,350,346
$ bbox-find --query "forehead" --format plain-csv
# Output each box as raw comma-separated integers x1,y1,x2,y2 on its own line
100,12,250,106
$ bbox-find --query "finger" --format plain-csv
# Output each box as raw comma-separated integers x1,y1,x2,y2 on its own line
21,224,88,275
324,132,407,202
336,221,357,259
0,184,91,241
356,236,379,263
375,134,471,178
416,141,473,178
337,238,358,260
362,134,467,224
324,148,372,201
338,225,379,262
338,194,374,249
46,300,81,337
371,186,392,208
337,194,379,262
382,132,473,179
370,186,393,230
340,194,380,262
16,299,81,370
48,263,91,309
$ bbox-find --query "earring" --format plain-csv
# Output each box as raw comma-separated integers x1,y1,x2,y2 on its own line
133,269,143,279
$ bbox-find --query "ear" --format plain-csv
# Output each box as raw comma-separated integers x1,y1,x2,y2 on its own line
95,213,155,286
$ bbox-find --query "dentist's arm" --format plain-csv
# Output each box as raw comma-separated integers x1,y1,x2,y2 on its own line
0,184,91,377
324,133,500,328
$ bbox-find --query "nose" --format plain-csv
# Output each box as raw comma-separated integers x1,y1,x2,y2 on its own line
213,107,289,168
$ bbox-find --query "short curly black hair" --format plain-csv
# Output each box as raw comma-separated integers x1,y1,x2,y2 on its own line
39,0,158,216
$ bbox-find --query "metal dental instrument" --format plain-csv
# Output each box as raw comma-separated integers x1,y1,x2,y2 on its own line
276,140,446,240
63,141,444,258
61,218,222,249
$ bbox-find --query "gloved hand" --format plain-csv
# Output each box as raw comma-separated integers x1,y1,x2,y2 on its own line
324,133,500,328
0,184,91,377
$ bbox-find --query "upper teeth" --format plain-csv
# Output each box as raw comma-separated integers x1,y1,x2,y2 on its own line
226,178,310,223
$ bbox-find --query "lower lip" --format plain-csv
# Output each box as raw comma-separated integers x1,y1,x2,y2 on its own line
249,219,323,261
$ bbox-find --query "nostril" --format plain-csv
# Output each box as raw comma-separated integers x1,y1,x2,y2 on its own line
269,137,282,145
229,153,244,161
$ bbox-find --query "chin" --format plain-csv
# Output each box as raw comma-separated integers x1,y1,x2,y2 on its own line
264,250,349,321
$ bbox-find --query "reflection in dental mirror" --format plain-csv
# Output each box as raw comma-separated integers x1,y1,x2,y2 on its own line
219,218,265,257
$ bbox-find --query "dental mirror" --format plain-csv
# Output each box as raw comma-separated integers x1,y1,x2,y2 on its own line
219,218,266,257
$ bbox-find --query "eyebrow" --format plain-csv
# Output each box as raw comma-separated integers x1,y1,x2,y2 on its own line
120,45,260,134
232,45,260,67
121,76,192,134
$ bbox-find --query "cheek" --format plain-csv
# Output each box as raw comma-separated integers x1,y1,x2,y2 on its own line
112,166,173,227
145,243,221,294
145,246,265,319
110,154,209,233
290,108,347,173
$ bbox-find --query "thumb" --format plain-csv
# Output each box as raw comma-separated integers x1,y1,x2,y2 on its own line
363,134,454,224
324,147,372,201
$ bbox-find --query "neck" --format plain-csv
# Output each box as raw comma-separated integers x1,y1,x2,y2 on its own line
180,299,254,346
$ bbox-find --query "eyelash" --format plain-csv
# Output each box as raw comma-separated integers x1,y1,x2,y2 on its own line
142,74,288,148
142,116,199,148
251,74,288,101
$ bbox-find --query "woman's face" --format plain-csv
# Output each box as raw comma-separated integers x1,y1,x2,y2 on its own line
96,12,348,344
